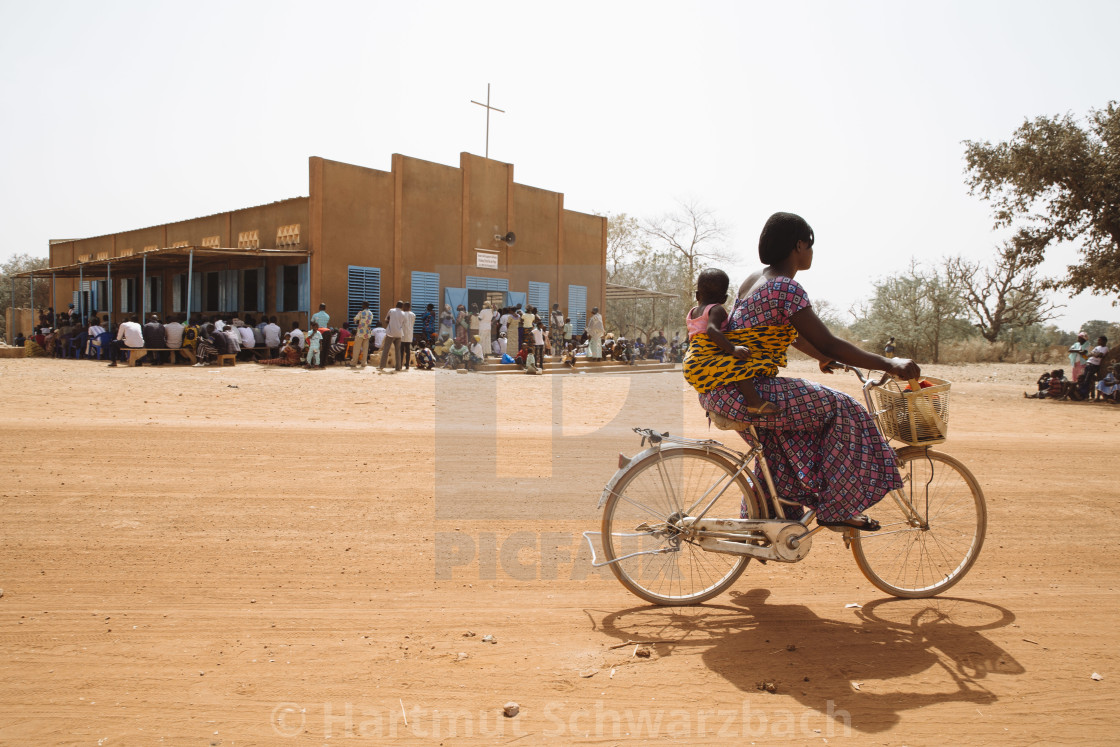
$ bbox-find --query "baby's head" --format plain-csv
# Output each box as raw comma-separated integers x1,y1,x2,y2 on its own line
696,268,730,305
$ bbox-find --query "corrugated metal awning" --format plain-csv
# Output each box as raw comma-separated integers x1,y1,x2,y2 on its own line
14,245,311,279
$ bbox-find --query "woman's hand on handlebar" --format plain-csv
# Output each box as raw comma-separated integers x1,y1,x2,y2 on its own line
888,357,921,381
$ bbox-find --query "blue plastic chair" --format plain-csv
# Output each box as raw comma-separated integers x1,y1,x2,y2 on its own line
90,332,113,361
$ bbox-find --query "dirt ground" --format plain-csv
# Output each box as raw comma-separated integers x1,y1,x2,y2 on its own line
1,357,1117,745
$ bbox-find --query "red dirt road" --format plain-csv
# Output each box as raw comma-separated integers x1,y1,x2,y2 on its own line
1,358,1117,744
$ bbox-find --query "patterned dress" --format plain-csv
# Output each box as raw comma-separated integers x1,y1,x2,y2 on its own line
697,277,902,522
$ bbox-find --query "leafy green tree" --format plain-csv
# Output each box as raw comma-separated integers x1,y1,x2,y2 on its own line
963,102,1120,298
850,261,969,363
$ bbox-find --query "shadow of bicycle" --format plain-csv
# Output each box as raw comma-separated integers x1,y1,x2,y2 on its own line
592,588,1025,733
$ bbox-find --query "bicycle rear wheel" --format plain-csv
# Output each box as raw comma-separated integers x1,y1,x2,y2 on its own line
601,447,763,606
851,448,986,598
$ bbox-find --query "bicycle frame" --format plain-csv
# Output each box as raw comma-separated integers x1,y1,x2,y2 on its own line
587,367,937,568
585,429,823,568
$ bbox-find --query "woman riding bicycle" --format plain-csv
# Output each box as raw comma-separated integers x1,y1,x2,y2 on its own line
698,212,921,531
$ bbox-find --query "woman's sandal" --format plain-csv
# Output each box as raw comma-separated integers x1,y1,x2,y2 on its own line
818,515,881,532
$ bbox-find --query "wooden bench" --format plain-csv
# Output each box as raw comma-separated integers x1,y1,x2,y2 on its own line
241,346,276,360
143,347,197,364
121,347,147,367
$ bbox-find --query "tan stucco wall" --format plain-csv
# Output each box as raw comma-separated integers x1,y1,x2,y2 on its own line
312,152,606,323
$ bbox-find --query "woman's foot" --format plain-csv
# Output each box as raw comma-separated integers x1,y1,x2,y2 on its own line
745,401,780,416
818,515,881,532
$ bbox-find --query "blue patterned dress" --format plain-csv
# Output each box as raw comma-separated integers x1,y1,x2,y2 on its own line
697,277,902,522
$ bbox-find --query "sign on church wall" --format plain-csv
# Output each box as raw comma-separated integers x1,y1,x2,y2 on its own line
476,251,499,270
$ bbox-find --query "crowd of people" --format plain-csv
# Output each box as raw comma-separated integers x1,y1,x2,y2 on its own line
1024,333,1116,402
13,299,688,374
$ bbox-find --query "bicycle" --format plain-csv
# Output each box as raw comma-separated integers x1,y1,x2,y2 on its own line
585,365,986,605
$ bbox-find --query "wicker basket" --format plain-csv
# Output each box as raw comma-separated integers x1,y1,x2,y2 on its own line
873,377,951,446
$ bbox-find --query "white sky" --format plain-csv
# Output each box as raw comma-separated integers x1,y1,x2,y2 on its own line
2,0,1117,330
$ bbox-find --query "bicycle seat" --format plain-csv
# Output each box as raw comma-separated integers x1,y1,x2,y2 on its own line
706,410,751,432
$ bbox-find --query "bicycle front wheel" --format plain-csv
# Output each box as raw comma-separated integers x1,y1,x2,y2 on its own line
601,447,763,606
851,448,986,598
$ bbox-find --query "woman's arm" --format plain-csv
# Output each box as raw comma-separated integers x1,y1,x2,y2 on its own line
790,306,920,380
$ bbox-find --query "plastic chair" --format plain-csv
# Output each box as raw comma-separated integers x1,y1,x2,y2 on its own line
91,332,113,360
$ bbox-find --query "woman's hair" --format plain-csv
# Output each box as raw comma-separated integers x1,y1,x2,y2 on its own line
759,212,814,265
696,267,730,302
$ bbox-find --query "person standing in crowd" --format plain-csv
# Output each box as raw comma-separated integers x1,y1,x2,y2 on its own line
520,305,536,349
143,314,168,365
439,304,455,339
422,303,438,345
563,317,573,349
400,302,416,370
108,315,146,367
550,304,565,356
312,303,330,334
1069,331,1090,384
454,304,470,346
884,336,896,358
586,307,605,361
380,300,406,372
469,303,480,344
350,301,374,368
479,301,494,358
1085,336,1109,400
531,320,546,370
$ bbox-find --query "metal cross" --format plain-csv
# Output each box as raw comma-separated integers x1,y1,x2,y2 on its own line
470,83,505,159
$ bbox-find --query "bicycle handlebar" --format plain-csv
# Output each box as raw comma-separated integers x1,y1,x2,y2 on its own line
827,361,893,388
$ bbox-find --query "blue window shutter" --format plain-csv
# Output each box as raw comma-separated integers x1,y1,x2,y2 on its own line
528,281,549,321
443,287,468,314
568,284,587,334
410,271,439,334
275,267,284,312
347,266,381,327
465,275,510,292
298,264,310,311
505,290,526,309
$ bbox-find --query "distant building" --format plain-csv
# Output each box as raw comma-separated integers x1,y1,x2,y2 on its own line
45,153,605,332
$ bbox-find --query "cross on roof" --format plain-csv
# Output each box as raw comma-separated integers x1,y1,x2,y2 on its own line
470,83,505,159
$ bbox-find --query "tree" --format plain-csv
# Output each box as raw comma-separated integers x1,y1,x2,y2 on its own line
640,198,730,290
850,261,968,363
963,102,1120,298
945,243,1061,344
605,212,645,278
1,253,51,339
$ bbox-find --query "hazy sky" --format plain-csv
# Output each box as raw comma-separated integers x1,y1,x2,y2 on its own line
2,0,1117,330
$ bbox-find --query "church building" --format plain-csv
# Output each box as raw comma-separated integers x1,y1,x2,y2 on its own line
43,152,606,333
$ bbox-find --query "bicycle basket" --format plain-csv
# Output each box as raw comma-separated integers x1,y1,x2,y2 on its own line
873,377,951,446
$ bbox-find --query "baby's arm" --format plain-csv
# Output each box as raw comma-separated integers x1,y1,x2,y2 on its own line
706,306,750,360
